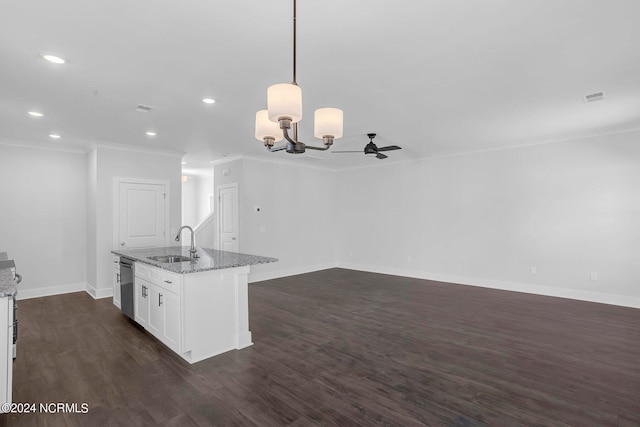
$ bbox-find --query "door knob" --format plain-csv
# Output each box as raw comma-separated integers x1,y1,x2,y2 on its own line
232,237,236,240
120,242,125,246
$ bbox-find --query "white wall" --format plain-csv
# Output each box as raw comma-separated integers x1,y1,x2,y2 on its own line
3,129,638,309
336,131,640,307
182,174,213,228
0,141,87,298
213,157,338,282
86,145,182,298
195,175,214,224
181,176,198,228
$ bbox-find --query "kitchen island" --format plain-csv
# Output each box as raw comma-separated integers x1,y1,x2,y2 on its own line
111,247,276,364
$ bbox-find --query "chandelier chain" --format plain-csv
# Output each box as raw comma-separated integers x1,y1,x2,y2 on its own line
293,0,297,85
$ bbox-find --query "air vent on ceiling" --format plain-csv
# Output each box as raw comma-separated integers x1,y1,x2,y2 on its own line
136,104,154,113
583,91,605,103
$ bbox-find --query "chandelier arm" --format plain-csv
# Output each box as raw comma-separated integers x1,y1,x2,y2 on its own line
268,145,288,152
282,126,298,145
304,144,331,151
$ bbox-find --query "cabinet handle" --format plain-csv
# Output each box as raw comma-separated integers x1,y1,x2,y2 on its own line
159,293,163,307
142,285,147,298
164,280,172,284
116,273,120,284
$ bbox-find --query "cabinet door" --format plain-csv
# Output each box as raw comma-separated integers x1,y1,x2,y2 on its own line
0,298,12,406
134,280,150,329
161,291,181,353
113,265,121,309
147,285,163,338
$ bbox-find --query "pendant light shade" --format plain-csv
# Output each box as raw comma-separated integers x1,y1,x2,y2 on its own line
314,108,343,139
255,110,283,142
268,83,303,123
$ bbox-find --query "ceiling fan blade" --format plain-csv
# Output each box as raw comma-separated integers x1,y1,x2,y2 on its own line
376,153,388,159
377,145,402,152
332,151,363,153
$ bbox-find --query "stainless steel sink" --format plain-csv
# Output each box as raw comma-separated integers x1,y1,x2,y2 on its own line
148,255,193,263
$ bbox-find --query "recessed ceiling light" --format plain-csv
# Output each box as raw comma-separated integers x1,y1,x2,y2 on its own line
49,134,61,139
202,98,216,104
136,104,154,113
42,54,67,64
583,91,605,103
28,111,44,117
146,131,157,136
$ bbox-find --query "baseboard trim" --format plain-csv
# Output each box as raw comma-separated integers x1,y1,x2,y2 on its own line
17,282,87,300
336,262,640,309
20,265,638,310
85,283,113,300
249,262,338,284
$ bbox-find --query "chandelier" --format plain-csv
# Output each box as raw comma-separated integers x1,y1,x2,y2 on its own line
254,0,343,154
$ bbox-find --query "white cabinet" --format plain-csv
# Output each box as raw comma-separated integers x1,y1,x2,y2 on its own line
147,285,162,337
0,297,12,407
134,264,182,353
134,279,150,329
112,256,121,309
130,260,252,364
161,291,181,352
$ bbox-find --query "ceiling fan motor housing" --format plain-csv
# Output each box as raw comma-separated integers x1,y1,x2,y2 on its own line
364,142,378,155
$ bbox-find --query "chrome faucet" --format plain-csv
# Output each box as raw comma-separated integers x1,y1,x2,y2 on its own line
175,225,199,258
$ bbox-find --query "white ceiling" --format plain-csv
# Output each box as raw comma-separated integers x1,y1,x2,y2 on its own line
1,0,639,171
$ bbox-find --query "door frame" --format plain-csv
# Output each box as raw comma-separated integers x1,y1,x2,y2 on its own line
216,182,239,251
113,177,171,250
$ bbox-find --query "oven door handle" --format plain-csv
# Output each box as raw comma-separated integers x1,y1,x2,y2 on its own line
15,273,22,285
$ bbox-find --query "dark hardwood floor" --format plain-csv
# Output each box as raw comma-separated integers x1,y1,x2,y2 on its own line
2,268,639,426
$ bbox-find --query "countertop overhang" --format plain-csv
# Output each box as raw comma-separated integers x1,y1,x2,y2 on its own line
0,252,17,297
111,247,277,274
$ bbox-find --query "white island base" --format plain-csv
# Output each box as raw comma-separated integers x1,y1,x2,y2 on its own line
134,263,253,364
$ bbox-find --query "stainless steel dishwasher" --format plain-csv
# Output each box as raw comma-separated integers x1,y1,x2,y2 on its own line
119,257,134,319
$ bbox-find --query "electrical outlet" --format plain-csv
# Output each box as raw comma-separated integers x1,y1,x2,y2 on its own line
590,272,598,281
530,267,537,275
407,256,412,263
259,226,266,233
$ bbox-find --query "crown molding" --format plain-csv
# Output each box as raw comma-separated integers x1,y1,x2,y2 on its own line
239,153,338,172
0,136,86,154
88,139,184,158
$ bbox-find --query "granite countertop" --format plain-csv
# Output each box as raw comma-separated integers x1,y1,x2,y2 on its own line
111,246,277,274
0,252,18,297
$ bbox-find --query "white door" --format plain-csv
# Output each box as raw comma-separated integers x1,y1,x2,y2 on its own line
118,182,167,249
217,183,239,252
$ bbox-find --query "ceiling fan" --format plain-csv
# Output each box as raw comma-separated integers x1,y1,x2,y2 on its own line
333,133,402,159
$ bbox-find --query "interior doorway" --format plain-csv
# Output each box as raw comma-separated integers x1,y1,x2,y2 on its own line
217,183,239,252
115,180,169,249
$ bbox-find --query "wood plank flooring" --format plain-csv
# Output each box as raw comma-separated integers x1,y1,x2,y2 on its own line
2,268,639,426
